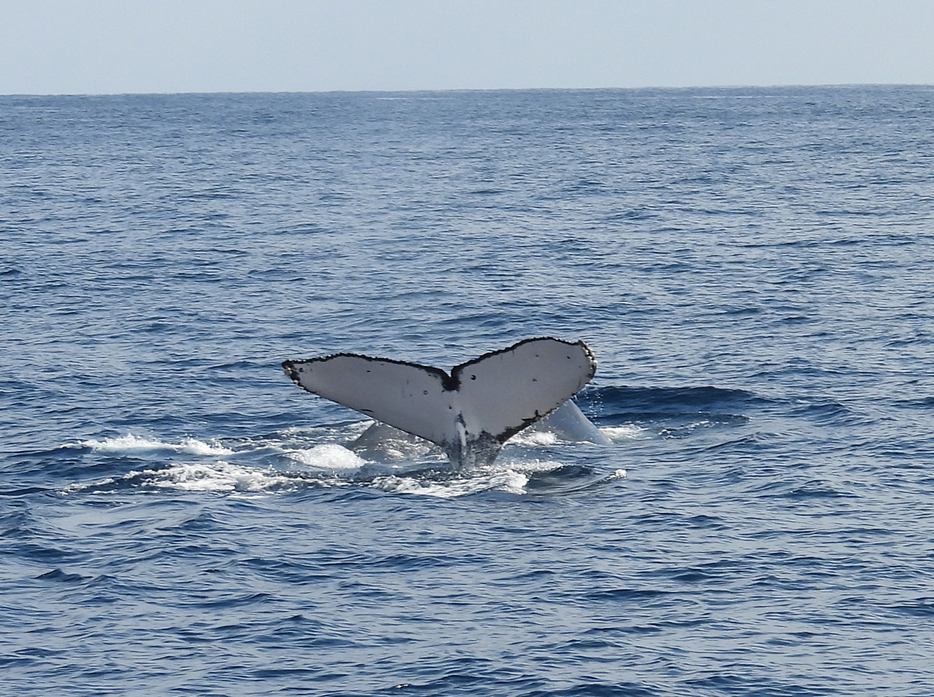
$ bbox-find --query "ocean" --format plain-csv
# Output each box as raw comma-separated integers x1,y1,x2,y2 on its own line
1,86,933,695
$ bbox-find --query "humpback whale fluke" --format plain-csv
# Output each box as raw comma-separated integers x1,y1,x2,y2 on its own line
282,337,597,468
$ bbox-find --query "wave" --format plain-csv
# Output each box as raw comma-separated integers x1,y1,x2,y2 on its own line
73,434,234,456
51,381,774,498
60,427,625,499
63,454,624,499
56,381,767,499
63,461,301,495
55,382,764,498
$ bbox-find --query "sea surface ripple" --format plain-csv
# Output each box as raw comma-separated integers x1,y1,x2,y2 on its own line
2,86,934,695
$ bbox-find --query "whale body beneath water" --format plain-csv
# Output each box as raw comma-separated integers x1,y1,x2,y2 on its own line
282,337,599,468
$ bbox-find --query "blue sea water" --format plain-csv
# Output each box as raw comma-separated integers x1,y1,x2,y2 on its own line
1,86,933,695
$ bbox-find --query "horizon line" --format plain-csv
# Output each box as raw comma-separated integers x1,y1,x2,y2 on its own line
3,81,932,99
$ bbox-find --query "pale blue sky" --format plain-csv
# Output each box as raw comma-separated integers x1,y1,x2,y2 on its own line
2,0,933,95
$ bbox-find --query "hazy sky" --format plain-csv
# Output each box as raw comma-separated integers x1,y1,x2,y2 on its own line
3,0,933,95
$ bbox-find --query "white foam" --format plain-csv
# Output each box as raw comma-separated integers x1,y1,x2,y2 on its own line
65,424,621,499
78,434,234,456
107,461,292,493
509,430,558,446
61,478,116,495
365,456,581,498
62,461,352,496
493,470,530,495
178,438,235,456
288,444,366,470
146,462,292,492
601,425,647,441
505,458,567,473
371,468,530,498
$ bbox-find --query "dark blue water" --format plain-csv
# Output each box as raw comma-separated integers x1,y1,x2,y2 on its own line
2,86,933,695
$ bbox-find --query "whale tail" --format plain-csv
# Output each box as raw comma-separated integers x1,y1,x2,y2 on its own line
282,337,597,468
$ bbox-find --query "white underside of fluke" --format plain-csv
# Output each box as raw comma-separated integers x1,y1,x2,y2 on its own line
282,337,597,468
